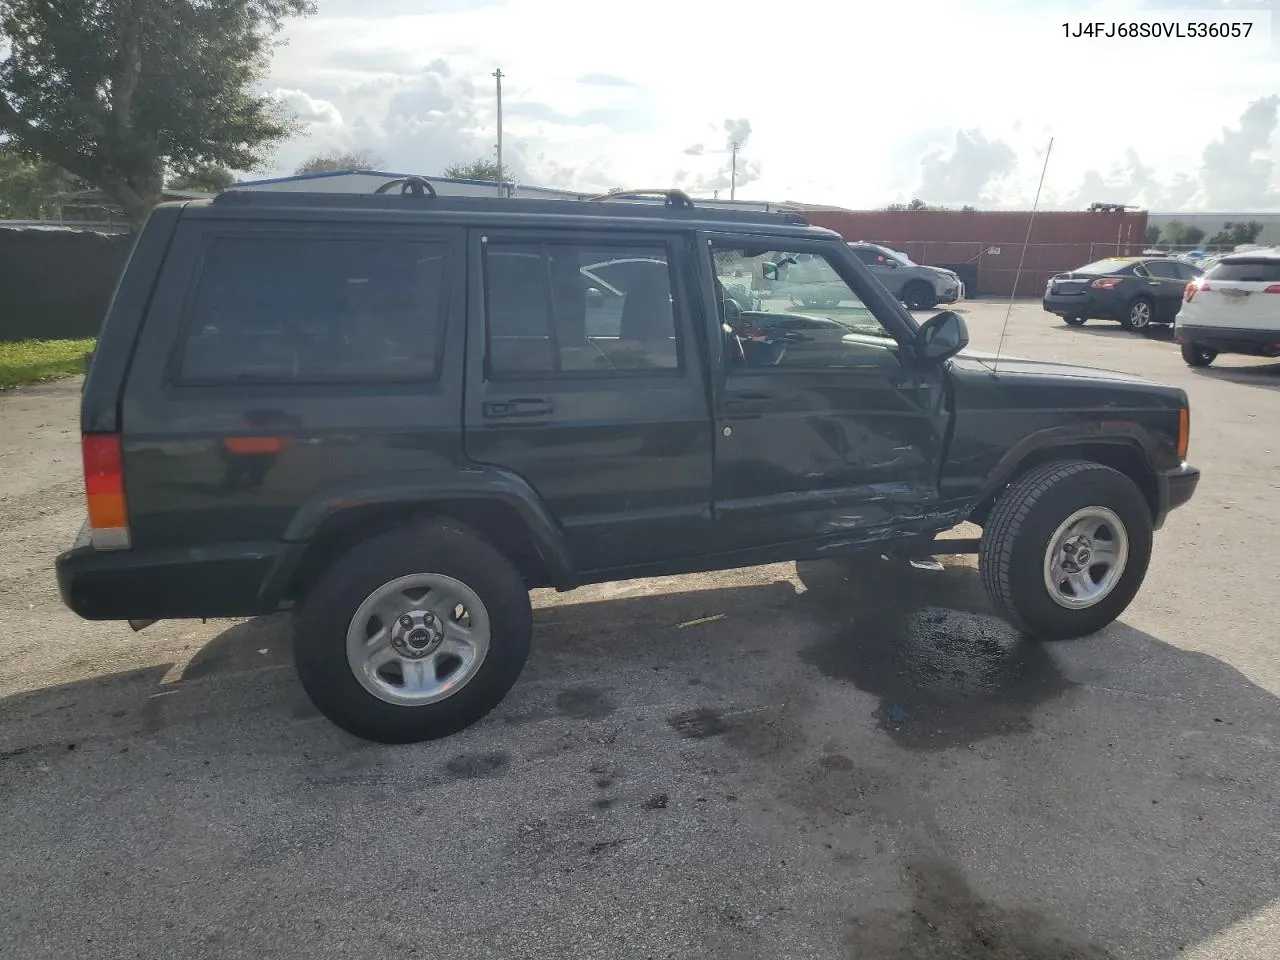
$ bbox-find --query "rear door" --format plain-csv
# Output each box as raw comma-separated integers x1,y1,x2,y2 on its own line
1140,260,1189,320
462,228,714,575
852,245,904,296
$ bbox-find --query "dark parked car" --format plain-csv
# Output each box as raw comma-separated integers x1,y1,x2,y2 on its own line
1043,256,1203,331
57,184,1199,743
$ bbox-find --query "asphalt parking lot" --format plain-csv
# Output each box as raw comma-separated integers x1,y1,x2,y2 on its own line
2,301,1278,960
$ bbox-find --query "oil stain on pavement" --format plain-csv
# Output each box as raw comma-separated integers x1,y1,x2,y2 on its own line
795,559,1075,749
843,856,1116,959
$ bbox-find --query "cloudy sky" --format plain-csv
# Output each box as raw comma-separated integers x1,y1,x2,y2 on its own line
262,0,1280,211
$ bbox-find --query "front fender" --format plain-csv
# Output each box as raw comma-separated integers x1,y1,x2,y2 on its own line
974,423,1160,503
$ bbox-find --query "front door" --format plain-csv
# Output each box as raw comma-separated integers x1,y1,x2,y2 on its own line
462,229,714,575
703,235,949,552
1141,260,1190,320
852,244,906,297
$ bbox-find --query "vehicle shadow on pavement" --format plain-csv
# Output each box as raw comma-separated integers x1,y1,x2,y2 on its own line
2,558,1278,960
1190,361,1280,392
1058,324,1173,341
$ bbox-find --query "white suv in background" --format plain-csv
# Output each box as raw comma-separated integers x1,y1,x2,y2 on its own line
1175,248,1280,367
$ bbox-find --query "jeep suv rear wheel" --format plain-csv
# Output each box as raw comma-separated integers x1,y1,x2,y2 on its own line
294,519,532,743
979,460,1153,640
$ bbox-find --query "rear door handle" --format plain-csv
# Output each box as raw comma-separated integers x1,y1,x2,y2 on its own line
483,398,554,418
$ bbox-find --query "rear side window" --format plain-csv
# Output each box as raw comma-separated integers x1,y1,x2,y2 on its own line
484,241,681,377
1144,261,1181,279
1207,259,1280,282
177,236,447,384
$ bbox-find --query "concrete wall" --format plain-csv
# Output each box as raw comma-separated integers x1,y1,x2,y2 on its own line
0,226,133,342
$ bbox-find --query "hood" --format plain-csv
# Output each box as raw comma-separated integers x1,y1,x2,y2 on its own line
952,349,1163,386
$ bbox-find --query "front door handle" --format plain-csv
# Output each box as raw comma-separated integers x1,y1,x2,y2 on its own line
483,398,554,418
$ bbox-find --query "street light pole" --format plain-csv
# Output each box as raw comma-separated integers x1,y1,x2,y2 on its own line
493,68,504,196
730,140,739,201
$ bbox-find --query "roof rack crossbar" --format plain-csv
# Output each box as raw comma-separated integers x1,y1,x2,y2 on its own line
373,176,438,197
588,189,695,210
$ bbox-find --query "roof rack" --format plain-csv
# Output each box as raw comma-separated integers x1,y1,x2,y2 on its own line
587,189,696,209
206,188,812,227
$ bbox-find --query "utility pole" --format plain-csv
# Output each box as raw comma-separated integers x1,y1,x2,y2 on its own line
730,140,739,201
493,68,504,196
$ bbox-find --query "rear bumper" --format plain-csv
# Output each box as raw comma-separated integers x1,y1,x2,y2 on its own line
1043,292,1123,320
1153,463,1200,530
1174,322,1280,356
56,522,288,620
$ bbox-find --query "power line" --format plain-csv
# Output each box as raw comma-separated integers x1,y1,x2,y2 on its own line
493,68,504,196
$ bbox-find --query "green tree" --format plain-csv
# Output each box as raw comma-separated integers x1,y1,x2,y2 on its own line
886,198,948,212
167,164,236,193
0,146,84,218
1159,220,1206,247
444,158,502,181
294,149,383,175
0,0,314,226
1206,220,1264,248
1145,223,1162,245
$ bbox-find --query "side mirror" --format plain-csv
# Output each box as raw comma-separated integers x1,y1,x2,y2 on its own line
761,262,779,281
916,310,968,364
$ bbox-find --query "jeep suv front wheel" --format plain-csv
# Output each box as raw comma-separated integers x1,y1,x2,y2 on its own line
978,460,1153,640
294,520,532,743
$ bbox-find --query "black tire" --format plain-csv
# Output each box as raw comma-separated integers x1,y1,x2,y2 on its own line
978,461,1153,640
903,281,937,311
1121,297,1153,331
1181,343,1217,367
294,519,532,743
1063,315,1086,326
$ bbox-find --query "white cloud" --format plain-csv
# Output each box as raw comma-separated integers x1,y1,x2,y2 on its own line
257,0,1280,210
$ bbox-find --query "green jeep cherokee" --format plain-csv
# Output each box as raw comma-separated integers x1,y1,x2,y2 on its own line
56,184,1200,744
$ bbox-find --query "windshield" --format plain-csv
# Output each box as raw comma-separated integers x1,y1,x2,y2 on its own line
887,248,915,266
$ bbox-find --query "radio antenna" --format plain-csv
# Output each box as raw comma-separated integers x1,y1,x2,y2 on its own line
993,137,1054,373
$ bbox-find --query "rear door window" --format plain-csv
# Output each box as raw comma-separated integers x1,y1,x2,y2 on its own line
483,241,682,377
177,235,448,384
1144,261,1181,280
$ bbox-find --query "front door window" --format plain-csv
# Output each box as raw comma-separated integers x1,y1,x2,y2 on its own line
711,243,901,370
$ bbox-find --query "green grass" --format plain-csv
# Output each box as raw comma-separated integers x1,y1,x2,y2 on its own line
0,338,96,390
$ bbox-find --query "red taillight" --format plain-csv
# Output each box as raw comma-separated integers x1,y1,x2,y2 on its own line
1184,282,1196,302
1091,277,1122,289
82,433,130,550
1264,284,1280,294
